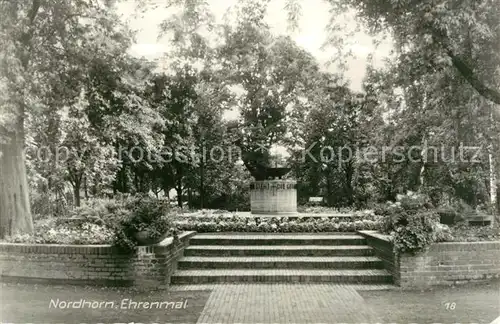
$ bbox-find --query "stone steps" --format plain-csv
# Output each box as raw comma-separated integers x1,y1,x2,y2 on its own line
189,234,366,246
184,245,375,257
170,269,392,284
171,233,393,285
178,256,384,269
168,283,397,291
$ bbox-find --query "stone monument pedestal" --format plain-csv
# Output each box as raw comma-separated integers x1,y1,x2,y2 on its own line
250,179,297,215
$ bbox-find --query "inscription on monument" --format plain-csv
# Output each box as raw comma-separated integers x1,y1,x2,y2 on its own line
251,183,295,190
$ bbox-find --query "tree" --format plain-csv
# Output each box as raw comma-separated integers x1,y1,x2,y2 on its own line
289,72,383,207
60,90,119,207
318,0,500,109
217,1,320,178
0,0,135,237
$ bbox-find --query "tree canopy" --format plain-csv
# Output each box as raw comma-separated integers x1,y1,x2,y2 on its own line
0,0,498,237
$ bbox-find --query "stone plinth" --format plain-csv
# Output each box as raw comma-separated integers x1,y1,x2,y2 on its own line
250,180,297,215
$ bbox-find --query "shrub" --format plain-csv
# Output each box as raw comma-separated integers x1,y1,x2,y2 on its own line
112,196,175,251
432,222,454,242
447,223,500,242
390,211,439,254
5,219,115,245
380,191,443,254
5,196,178,248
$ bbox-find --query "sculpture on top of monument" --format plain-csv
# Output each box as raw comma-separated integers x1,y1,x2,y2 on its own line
229,119,291,181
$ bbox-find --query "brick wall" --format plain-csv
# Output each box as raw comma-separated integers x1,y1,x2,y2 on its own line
0,231,196,288
359,230,500,288
358,231,399,284
399,241,500,288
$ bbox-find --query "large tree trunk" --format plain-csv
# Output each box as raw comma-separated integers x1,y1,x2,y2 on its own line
176,186,183,208
72,179,81,207
489,152,497,207
200,159,205,209
0,121,33,238
0,0,40,238
84,175,89,200
187,187,193,209
343,162,355,206
121,167,128,193
175,164,183,207
488,105,498,225
133,169,139,193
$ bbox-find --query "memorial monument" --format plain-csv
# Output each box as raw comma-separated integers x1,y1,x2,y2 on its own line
245,152,298,216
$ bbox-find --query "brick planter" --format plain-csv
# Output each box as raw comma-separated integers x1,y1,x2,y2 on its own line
0,231,196,288
358,230,500,288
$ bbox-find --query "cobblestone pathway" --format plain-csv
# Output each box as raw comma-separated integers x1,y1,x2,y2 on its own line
170,284,387,323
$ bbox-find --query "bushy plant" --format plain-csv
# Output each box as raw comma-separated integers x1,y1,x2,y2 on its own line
5,219,115,245
448,223,499,242
112,196,175,251
6,196,180,248
379,191,444,254
380,191,432,233
390,211,439,254
432,222,454,242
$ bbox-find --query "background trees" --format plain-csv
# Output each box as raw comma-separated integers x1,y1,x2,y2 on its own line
0,0,498,238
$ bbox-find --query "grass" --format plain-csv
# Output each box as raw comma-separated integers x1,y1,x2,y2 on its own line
0,283,211,323
360,281,500,324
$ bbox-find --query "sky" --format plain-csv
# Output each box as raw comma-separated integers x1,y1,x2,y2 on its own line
116,0,393,93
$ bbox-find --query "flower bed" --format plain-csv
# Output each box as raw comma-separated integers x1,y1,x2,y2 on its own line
3,195,176,251
175,211,381,233
4,218,114,245
370,191,499,255
446,223,500,242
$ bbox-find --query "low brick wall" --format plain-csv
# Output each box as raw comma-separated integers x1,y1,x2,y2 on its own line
0,231,196,288
400,241,500,288
358,230,399,284
358,230,500,288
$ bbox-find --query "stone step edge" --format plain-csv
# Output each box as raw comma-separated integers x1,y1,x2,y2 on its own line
185,245,373,249
179,256,381,262
191,234,365,239
172,269,390,276
168,283,397,291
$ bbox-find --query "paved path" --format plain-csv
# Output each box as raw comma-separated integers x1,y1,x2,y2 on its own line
170,284,388,323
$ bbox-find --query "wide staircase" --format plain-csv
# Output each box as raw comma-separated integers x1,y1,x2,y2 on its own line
170,233,393,285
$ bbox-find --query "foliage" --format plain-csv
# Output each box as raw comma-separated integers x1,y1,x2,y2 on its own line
289,80,384,208
110,196,176,251
1,0,499,239
447,223,500,242
217,2,321,177
175,211,382,233
4,196,180,248
379,191,448,254
4,218,114,245
328,0,500,106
